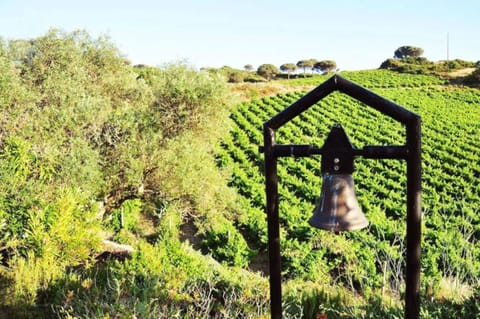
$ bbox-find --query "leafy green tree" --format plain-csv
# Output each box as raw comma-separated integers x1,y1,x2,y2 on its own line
394,45,424,59
257,63,279,80
244,64,254,72
296,60,310,76
296,59,317,77
313,60,337,73
280,63,297,79
307,58,318,69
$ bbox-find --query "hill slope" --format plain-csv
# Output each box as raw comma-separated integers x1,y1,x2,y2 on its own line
215,70,480,316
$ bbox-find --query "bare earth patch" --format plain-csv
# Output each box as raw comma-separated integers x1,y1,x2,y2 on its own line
229,82,314,101
441,67,476,78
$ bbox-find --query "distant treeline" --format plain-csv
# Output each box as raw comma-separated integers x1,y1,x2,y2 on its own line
204,45,480,83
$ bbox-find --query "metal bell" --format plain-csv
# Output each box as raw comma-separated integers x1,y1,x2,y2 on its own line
309,173,368,232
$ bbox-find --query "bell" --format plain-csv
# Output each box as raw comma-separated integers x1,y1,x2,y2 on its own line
309,173,368,232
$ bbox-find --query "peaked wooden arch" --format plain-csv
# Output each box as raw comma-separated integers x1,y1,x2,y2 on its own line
265,74,418,130
262,74,421,319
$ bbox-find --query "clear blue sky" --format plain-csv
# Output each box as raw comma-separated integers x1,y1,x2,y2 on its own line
0,0,478,70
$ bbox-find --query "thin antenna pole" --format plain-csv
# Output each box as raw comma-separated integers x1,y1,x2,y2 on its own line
447,32,450,65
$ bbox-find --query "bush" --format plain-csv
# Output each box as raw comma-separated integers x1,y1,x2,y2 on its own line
257,63,279,80
201,217,253,267
401,56,430,65
0,188,101,308
379,58,402,70
380,56,475,75
379,57,432,74
109,199,143,233
149,63,230,139
468,67,480,82
202,66,256,83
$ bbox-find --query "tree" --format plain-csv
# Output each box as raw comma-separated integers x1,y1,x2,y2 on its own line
313,60,337,74
296,59,317,77
280,63,297,79
307,58,318,72
257,64,279,80
244,64,254,72
394,46,424,59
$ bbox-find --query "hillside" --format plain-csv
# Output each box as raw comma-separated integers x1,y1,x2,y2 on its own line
216,70,480,317
0,31,479,319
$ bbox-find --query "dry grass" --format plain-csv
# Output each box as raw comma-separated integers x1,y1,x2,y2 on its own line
435,277,474,301
438,67,476,79
229,82,315,101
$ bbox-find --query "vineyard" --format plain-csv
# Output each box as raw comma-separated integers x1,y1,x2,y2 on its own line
215,70,480,316
3,32,480,319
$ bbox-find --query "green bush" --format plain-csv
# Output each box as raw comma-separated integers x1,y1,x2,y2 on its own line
380,56,475,75
468,67,480,82
380,57,431,74
201,217,253,267
109,199,143,233
0,28,249,318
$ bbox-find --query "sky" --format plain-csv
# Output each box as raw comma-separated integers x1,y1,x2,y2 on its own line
0,0,479,71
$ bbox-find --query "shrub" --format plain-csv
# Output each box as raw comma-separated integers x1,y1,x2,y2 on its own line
149,63,230,139
0,188,101,308
257,63,279,80
468,67,480,82
380,57,432,74
201,217,253,267
109,199,143,233
379,58,402,70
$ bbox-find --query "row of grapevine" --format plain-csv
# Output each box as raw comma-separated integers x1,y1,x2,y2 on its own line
278,69,449,89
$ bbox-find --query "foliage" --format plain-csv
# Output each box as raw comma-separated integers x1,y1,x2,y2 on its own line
257,63,280,80
313,60,337,73
379,58,402,69
296,59,317,77
42,233,268,318
203,65,264,83
394,45,424,59
1,29,479,318
468,67,480,83
381,53,474,75
0,29,244,318
213,65,246,83
108,199,143,233
150,63,231,139
0,188,101,311
280,63,298,79
219,70,480,315
438,58,475,70
380,57,432,74
200,216,253,267
244,64,254,72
